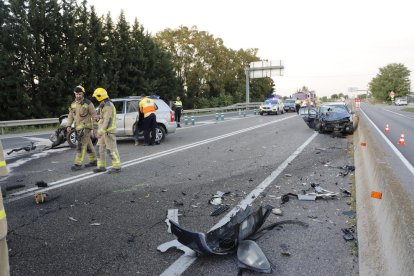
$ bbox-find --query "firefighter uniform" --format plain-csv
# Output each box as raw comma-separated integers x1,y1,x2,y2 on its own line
67,86,98,170
0,140,10,276
174,97,183,127
139,95,157,145
92,88,121,174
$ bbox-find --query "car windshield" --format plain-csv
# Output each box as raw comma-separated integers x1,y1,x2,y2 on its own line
264,99,278,105
320,105,349,114
285,99,295,104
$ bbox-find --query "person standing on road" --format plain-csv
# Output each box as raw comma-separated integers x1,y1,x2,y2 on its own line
0,140,10,276
174,96,183,128
67,85,98,171
139,93,158,146
92,88,121,174
295,99,301,114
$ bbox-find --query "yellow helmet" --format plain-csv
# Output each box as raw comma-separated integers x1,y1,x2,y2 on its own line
73,85,85,93
93,88,109,101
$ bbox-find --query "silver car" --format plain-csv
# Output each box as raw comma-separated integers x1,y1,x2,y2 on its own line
112,96,176,142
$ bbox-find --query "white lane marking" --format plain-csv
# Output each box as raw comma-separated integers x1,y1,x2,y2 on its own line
360,109,414,176
160,131,318,276
383,108,414,119
5,115,296,203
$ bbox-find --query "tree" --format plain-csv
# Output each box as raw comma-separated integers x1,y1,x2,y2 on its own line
369,63,411,101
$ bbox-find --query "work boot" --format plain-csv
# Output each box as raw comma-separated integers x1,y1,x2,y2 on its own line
134,141,139,146
107,168,121,174
177,124,181,128
71,164,82,171
93,167,107,173
84,160,97,168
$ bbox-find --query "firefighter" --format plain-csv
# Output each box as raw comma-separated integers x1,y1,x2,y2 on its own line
0,140,10,276
92,88,121,174
173,96,183,128
67,85,98,171
139,93,158,146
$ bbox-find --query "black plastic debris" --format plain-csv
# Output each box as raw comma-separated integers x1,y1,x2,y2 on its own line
281,193,298,204
35,181,48,188
5,184,26,191
210,205,230,217
169,205,273,255
237,240,272,274
340,188,352,196
173,200,184,206
7,142,36,155
342,210,356,219
341,228,355,241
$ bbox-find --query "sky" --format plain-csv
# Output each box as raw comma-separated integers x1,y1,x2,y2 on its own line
86,0,414,97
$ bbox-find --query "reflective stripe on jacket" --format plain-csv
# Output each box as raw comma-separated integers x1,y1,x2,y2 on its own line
174,100,183,109
139,97,156,118
98,100,117,134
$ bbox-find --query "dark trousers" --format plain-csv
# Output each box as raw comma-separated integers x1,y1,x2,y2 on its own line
143,113,157,145
295,104,301,114
175,108,182,125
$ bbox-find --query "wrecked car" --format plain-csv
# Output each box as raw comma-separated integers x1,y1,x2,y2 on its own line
299,102,355,134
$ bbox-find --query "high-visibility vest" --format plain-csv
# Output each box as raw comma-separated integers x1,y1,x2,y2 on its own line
174,100,183,109
139,97,156,118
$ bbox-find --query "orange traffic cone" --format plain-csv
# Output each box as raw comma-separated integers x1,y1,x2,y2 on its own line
398,133,405,145
384,124,390,133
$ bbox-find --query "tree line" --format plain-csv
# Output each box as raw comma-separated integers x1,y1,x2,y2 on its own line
0,0,274,121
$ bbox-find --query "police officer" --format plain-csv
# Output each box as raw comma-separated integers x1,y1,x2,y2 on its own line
67,85,98,171
139,93,158,146
174,96,183,128
0,140,10,276
92,88,121,174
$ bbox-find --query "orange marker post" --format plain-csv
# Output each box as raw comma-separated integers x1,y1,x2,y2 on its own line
384,124,390,133
371,191,382,199
398,133,405,145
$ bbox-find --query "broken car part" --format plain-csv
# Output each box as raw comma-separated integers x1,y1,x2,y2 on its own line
7,142,36,155
169,205,273,255
237,240,272,274
210,205,230,216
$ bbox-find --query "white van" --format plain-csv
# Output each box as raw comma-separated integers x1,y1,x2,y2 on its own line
395,97,408,106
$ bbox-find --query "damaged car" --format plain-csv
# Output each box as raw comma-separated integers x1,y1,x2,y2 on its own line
299,102,355,134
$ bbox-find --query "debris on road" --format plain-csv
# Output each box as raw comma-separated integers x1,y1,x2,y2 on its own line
157,239,196,257
7,142,36,155
173,200,184,206
68,217,78,222
210,205,229,216
237,240,272,274
34,192,48,204
35,180,48,188
90,223,102,226
271,208,283,216
341,228,355,241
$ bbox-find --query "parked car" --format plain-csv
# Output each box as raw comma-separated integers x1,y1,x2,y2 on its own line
299,102,355,134
259,98,285,115
395,97,408,106
112,96,176,142
283,99,296,112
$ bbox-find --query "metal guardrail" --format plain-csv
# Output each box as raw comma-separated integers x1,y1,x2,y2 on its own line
0,102,262,134
0,118,59,135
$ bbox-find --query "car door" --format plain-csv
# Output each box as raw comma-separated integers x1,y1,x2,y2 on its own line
299,106,318,128
124,100,139,136
112,100,126,136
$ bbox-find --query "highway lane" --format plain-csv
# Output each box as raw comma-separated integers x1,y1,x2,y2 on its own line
360,103,414,164
2,112,357,275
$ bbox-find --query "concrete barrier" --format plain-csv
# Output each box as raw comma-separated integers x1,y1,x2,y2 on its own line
354,115,414,275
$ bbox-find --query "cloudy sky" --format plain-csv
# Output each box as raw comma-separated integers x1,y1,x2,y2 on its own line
87,0,414,97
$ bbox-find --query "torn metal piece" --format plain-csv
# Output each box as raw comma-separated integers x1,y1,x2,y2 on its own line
237,240,272,274
298,194,317,201
157,239,196,257
165,209,180,233
209,197,222,205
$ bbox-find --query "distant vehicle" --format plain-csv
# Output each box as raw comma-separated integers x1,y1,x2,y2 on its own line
283,99,296,112
299,102,355,134
395,97,408,106
259,98,285,115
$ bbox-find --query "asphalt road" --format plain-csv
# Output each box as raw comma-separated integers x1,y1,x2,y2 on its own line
1,111,358,275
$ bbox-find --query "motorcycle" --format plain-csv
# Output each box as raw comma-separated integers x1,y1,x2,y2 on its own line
49,115,97,148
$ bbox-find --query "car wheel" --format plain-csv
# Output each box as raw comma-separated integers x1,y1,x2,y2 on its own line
152,125,166,142
259,112,263,116
67,129,77,148
281,109,284,114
